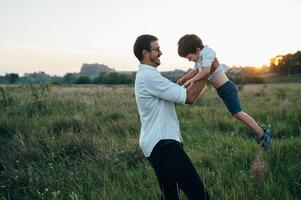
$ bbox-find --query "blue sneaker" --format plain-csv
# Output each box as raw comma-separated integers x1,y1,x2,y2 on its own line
256,124,272,149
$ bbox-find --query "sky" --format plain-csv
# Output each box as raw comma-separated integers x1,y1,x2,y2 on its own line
0,0,300,76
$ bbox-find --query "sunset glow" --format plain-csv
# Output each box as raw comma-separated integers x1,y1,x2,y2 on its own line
0,0,300,75
271,56,284,66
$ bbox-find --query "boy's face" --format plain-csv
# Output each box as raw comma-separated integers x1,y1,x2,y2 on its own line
184,48,200,62
185,53,199,62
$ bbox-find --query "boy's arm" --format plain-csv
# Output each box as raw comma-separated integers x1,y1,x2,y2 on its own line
189,45,217,83
190,67,210,82
185,58,220,104
189,56,220,83
185,58,219,88
177,69,198,85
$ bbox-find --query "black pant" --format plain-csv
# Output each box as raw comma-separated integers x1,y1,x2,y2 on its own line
147,139,210,200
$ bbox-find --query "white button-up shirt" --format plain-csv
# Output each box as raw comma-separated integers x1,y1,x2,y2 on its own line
135,64,187,157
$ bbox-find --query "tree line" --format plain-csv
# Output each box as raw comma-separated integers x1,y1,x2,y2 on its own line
63,72,137,84
269,51,301,74
1,51,300,85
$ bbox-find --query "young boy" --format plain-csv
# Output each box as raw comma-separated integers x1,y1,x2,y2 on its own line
177,34,271,148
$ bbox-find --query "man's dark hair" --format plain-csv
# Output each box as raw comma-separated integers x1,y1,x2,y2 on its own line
133,34,158,61
177,34,204,57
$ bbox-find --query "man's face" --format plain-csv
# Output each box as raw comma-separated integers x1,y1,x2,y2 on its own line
148,41,162,67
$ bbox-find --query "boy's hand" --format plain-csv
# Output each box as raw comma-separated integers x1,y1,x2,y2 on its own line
177,78,184,86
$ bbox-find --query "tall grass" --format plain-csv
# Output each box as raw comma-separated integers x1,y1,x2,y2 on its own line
0,83,300,199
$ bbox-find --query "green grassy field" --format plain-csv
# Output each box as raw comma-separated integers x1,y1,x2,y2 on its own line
0,83,300,200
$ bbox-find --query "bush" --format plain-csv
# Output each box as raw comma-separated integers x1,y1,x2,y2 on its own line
76,76,91,84
230,75,264,84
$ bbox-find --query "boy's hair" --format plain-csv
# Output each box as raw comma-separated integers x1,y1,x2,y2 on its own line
177,34,204,57
133,34,158,61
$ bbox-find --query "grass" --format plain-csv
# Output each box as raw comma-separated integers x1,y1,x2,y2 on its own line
0,83,300,199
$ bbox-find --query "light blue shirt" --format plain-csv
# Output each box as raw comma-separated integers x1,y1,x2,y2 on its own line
135,64,187,157
195,45,226,80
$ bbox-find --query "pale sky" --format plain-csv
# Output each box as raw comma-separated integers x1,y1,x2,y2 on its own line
0,0,300,76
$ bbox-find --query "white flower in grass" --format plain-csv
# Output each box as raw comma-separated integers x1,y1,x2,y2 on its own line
69,191,79,200
52,190,61,197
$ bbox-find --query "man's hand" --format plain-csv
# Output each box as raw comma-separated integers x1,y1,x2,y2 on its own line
210,58,220,74
184,80,194,89
184,80,189,88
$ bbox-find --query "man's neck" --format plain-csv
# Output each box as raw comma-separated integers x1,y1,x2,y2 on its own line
141,61,157,68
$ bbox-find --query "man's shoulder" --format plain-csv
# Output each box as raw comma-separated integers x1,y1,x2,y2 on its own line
139,68,160,80
136,68,161,89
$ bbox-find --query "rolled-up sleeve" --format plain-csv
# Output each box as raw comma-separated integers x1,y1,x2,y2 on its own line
201,46,216,68
145,73,187,104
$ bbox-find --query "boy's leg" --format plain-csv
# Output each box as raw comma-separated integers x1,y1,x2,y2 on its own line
234,112,272,148
217,81,264,137
217,81,271,148
233,111,264,137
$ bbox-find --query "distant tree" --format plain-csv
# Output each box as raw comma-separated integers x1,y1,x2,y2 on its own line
93,72,108,84
161,69,186,82
104,72,120,84
0,76,7,84
22,71,51,83
269,51,301,74
104,72,134,84
5,73,19,84
63,73,77,84
229,74,264,84
50,76,63,84
93,72,135,85
76,76,91,84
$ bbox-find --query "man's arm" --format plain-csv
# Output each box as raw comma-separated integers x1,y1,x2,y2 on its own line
177,69,199,85
185,58,219,104
185,78,207,104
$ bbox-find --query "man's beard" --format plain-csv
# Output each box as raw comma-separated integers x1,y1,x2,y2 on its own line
150,56,160,66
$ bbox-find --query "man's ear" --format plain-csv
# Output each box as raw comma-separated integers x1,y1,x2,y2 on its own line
196,48,201,54
142,49,149,60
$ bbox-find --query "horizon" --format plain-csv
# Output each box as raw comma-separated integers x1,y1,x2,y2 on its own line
1,0,300,76
0,59,284,77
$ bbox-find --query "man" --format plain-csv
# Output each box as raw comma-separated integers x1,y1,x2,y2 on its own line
134,34,218,200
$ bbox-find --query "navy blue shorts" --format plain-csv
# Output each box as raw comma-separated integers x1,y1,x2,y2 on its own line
216,80,242,115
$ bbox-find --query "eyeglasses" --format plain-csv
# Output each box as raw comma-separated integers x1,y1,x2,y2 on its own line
150,47,161,52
